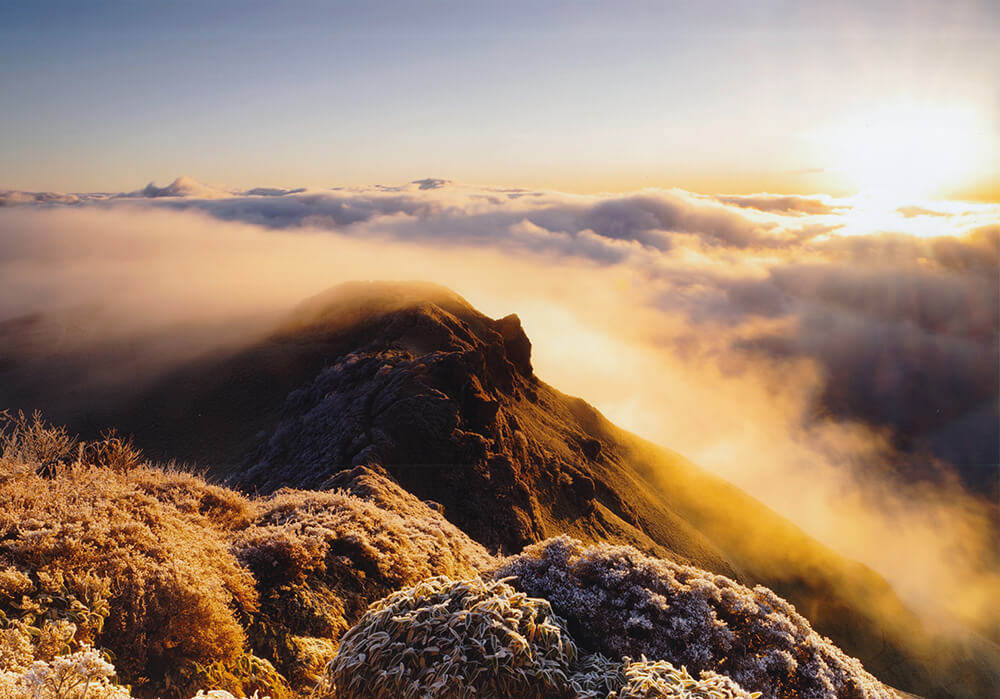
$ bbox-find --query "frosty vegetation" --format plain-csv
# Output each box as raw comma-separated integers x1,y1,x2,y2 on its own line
0,413,490,697
492,537,894,699
318,576,758,699
1,412,894,698
232,466,493,687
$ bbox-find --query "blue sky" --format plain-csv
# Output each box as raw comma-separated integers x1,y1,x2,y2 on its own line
2,1,997,196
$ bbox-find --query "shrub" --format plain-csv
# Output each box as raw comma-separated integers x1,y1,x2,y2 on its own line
0,645,132,699
493,537,892,699
0,567,112,674
571,652,761,698
162,653,288,699
128,467,256,533
610,657,759,698
0,643,272,699
75,431,144,474
569,652,627,698
234,465,493,589
0,416,259,697
0,464,258,690
317,576,578,698
317,576,761,699
321,577,576,699
0,411,76,479
233,465,494,691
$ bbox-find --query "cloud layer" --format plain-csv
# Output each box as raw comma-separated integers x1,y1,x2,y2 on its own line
0,177,997,640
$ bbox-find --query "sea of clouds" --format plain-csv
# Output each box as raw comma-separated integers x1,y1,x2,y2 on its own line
0,176,997,637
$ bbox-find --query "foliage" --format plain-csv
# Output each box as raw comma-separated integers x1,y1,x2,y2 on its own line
233,465,494,692
161,653,288,699
318,576,761,699
571,652,761,698
317,576,578,698
75,430,144,474
0,645,133,699
0,410,76,479
493,537,893,699
0,413,896,699
234,466,493,589
0,415,258,697
0,642,273,699
610,657,760,698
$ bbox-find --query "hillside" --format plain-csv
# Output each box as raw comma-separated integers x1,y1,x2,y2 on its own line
0,281,997,697
1,414,894,698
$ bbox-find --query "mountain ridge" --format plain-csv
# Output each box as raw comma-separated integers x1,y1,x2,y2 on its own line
0,280,996,697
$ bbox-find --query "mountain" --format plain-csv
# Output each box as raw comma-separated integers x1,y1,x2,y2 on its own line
0,281,996,697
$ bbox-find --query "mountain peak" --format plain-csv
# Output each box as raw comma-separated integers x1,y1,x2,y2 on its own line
136,175,228,199
0,280,970,696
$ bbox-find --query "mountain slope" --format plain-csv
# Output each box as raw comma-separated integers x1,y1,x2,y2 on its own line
0,281,995,696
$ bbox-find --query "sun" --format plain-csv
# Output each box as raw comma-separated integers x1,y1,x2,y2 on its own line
819,103,985,206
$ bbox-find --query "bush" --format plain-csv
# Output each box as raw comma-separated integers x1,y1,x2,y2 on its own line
234,466,493,589
76,430,144,474
0,642,273,699
0,415,259,697
569,653,759,698
318,576,761,699
162,653,288,699
0,411,76,479
233,465,494,691
0,645,133,699
0,464,258,688
493,537,891,699
317,576,578,698
611,657,759,698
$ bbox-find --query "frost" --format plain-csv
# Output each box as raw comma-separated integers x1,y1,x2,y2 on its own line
494,536,893,699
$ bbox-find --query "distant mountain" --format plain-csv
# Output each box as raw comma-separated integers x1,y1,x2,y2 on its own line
128,175,232,199
0,281,997,697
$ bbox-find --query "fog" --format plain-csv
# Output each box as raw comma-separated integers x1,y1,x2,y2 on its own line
0,182,997,649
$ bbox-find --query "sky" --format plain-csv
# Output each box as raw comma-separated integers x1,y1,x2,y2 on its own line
1,0,998,198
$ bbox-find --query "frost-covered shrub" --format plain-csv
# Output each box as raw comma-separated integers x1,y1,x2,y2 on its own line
75,431,143,474
128,467,256,533
493,537,892,699
0,568,112,663
233,465,494,690
0,411,76,479
570,652,759,699
162,651,290,699
234,465,493,588
0,463,258,686
0,644,271,699
0,416,260,696
0,645,133,699
610,657,759,698
317,576,578,698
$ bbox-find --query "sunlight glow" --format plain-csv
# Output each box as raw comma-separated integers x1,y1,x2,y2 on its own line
821,104,985,207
